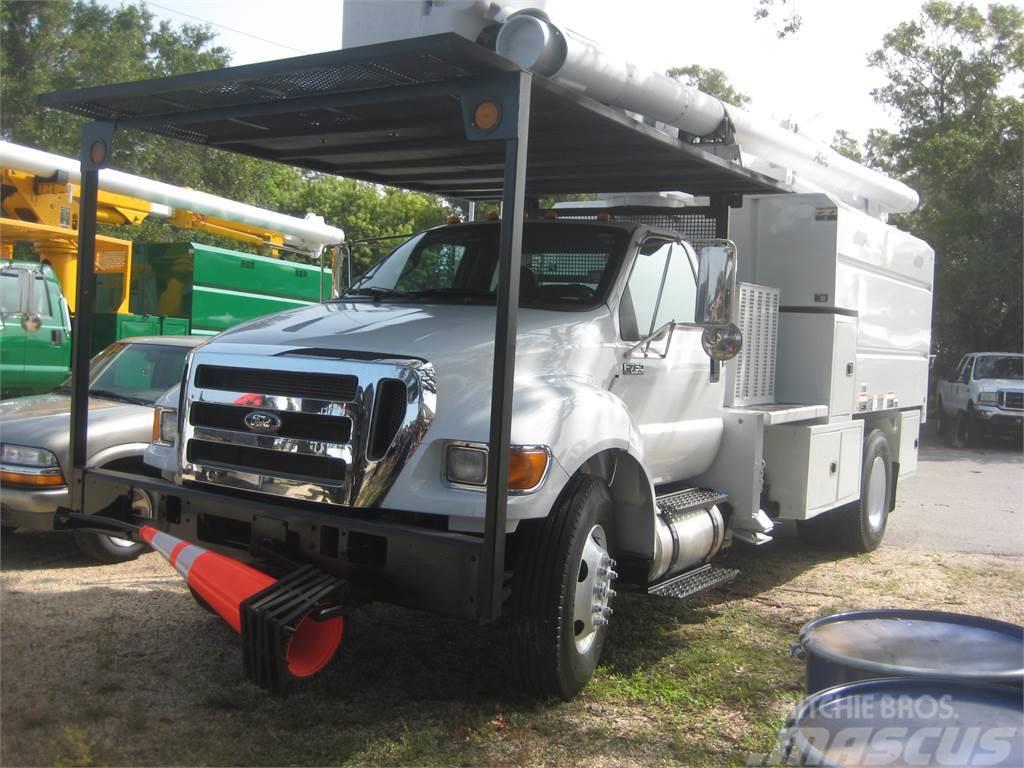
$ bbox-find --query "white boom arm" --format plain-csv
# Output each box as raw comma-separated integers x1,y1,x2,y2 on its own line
0,141,345,252
495,12,918,217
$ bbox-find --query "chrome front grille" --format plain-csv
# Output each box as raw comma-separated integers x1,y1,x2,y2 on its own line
180,352,436,508
1001,390,1023,410
195,364,358,401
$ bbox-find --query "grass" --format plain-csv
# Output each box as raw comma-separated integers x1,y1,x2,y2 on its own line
4,541,1022,767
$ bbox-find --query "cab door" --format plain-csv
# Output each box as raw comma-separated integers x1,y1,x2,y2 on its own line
610,237,724,484
26,275,72,393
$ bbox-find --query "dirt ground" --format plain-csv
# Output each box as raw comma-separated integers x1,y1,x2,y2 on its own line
1,440,1021,767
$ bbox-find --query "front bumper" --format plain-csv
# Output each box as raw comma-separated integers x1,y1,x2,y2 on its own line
83,468,486,620
0,485,68,530
974,406,1024,434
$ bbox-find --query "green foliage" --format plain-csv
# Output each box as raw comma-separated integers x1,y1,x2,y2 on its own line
830,129,864,163
867,1,1023,366
753,0,803,38
666,65,751,108
1,0,453,274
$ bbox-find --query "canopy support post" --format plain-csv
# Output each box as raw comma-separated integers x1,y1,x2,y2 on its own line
68,121,114,513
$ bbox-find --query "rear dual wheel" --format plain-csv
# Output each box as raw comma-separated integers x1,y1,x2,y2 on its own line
796,429,892,553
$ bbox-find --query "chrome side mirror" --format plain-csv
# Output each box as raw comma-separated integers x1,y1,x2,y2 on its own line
20,313,42,333
693,240,741,361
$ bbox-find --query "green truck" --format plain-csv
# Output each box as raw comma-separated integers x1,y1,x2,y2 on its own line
1,242,330,398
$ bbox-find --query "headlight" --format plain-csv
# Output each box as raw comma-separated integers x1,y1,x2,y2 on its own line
1,444,59,467
152,407,178,445
977,392,999,405
446,443,550,492
0,444,65,487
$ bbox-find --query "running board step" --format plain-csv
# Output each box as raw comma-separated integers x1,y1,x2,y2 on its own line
647,563,739,600
655,487,729,516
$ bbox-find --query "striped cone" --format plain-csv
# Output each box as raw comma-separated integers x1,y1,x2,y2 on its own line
140,525,343,679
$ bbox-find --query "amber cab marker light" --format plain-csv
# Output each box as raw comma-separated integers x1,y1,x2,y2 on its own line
473,100,501,131
508,449,549,491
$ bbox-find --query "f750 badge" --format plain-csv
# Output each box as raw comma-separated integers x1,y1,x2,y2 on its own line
622,363,645,376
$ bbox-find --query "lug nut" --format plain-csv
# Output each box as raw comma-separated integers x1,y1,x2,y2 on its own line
592,603,603,613
607,589,617,599
603,606,614,616
593,615,608,627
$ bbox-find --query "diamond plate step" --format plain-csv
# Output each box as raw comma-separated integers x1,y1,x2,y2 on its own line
656,487,728,518
647,563,739,600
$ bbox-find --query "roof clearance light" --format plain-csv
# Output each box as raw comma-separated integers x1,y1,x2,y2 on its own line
486,211,500,221
447,215,462,224
473,100,501,132
596,212,611,222
544,210,558,219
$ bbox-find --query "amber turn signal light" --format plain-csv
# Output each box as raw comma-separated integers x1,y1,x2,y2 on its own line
508,449,549,491
0,469,65,487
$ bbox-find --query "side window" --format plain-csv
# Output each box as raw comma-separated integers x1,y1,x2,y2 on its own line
620,239,671,341
959,357,973,384
654,243,697,329
34,277,53,318
0,271,18,313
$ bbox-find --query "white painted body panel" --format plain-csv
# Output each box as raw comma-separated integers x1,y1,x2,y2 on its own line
731,193,934,416
201,301,641,525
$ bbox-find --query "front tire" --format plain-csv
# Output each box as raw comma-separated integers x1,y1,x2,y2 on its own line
510,475,617,700
73,489,153,564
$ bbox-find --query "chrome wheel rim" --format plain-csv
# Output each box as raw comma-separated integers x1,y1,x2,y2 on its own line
107,489,153,548
865,456,886,531
572,524,616,655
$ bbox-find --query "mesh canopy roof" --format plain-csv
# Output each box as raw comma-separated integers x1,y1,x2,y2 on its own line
40,34,787,201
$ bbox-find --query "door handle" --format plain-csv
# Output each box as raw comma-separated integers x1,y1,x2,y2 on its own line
50,329,63,347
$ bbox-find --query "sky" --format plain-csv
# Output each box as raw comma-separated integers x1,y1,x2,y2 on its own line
98,0,996,145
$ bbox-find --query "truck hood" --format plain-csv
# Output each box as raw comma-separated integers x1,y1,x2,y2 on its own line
976,379,1024,391
208,300,617,385
0,393,156,473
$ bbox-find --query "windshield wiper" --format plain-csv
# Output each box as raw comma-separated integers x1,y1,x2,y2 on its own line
345,287,408,300
89,389,149,405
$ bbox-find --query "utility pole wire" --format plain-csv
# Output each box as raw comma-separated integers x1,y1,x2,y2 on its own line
142,0,312,55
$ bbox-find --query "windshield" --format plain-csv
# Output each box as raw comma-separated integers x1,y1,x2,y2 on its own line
346,223,631,309
61,342,190,404
973,356,1023,380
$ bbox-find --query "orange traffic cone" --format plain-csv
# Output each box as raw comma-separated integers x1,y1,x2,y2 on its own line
140,525,343,685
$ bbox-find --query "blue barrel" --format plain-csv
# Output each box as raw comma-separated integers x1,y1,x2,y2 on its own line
786,677,1023,767
795,610,1024,693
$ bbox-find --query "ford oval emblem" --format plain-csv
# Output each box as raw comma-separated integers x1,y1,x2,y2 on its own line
244,410,282,434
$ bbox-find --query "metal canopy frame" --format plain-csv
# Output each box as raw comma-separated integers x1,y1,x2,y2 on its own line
40,33,785,622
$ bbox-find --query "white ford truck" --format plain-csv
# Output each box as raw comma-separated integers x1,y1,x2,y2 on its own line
150,192,933,697
934,352,1024,445
39,5,934,699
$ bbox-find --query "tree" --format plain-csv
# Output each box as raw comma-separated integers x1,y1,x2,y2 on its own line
831,129,864,163
1,1,453,265
867,1,1023,367
665,65,750,108
753,0,802,38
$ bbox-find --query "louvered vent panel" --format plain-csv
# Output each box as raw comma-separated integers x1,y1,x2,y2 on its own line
725,283,779,406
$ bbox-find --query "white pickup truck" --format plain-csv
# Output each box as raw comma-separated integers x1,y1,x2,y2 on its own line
935,353,1024,445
